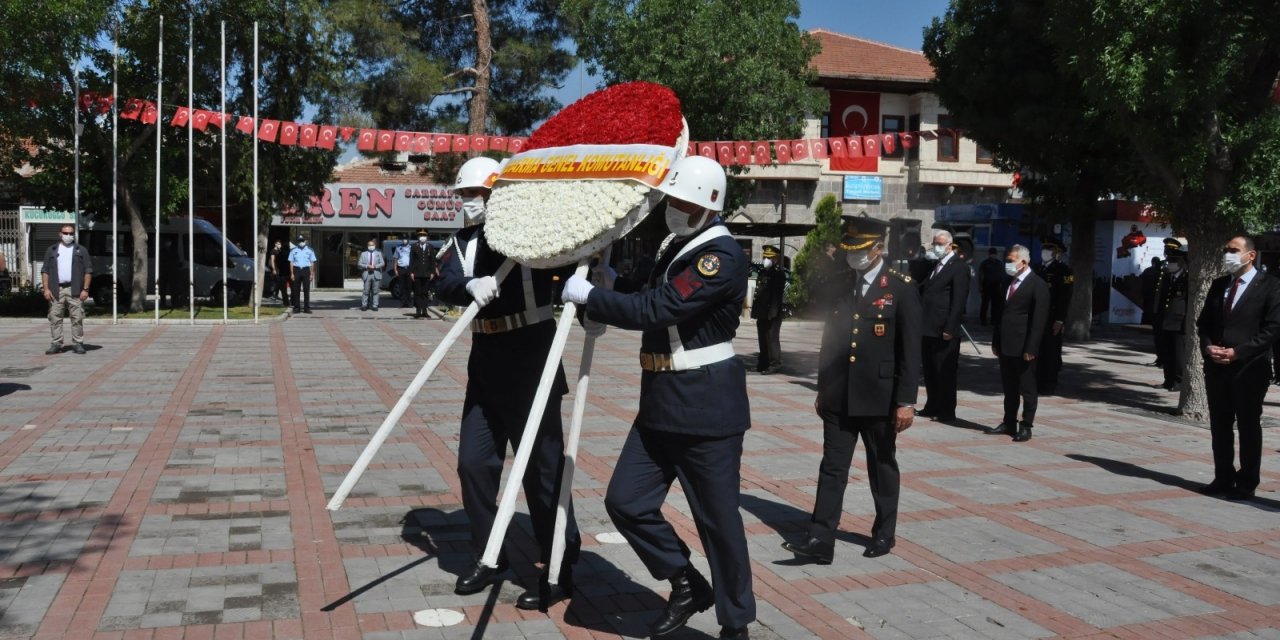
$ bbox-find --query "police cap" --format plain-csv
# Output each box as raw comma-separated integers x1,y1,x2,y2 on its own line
762,245,780,259
1042,236,1068,252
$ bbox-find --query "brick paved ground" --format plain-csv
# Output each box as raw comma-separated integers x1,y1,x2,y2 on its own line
0,292,1277,640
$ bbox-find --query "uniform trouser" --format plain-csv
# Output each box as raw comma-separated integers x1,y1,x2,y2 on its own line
361,273,380,309
48,289,85,344
291,267,311,310
396,272,412,306
1037,329,1063,392
414,276,434,313
1204,361,1268,492
811,410,900,545
457,392,580,575
605,428,755,629
1157,330,1185,386
1152,326,1165,363
999,355,1038,426
755,316,782,370
979,290,997,324
921,335,961,417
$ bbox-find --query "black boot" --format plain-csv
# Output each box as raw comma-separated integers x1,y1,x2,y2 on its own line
650,565,713,637
1013,422,1033,442
516,570,573,611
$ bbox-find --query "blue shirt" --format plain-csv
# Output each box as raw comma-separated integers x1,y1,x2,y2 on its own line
288,245,317,268
395,244,412,267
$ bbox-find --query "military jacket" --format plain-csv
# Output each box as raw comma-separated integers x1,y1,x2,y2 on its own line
750,266,786,321
1034,260,1073,324
1154,269,1188,333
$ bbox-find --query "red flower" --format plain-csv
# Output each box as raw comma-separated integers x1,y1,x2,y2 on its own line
526,81,683,151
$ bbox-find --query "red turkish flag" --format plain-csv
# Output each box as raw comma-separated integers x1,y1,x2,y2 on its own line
394,131,413,151
140,102,158,124
278,122,300,146
810,139,829,160
900,132,915,149
317,125,338,150
686,142,696,157
828,90,880,172
235,116,255,134
410,132,432,153
208,112,227,129
339,126,355,142
432,133,452,153
299,124,318,147
881,133,897,156
751,141,771,165
828,137,847,158
774,141,792,164
488,136,507,151
734,141,752,165
470,135,488,151
258,119,280,142
508,137,528,153
716,142,733,166
171,106,191,127
697,142,715,159
790,140,809,161
191,110,213,132
375,130,395,151
119,98,143,120
847,136,863,157
451,134,469,153
862,135,881,158
356,128,376,150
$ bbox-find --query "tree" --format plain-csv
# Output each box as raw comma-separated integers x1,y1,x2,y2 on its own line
1044,0,1280,420
923,0,1140,343
786,193,841,311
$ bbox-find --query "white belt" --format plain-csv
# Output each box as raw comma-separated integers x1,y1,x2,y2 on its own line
470,305,553,334
641,341,735,371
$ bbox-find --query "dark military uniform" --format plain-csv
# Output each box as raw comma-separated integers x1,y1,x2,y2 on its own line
805,216,922,556
1153,257,1188,390
585,219,756,631
409,231,438,317
435,225,581,581
751,245,786,373
1033,239,1073,394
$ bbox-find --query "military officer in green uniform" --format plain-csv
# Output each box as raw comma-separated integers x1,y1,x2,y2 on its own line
1034,237,1073,395
751,245,786,374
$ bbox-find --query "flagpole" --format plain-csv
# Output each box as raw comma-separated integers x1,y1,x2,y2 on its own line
154,15,163,323
252,22,260,324
188,16,194,324
73,57,80,250
220,20,227,323
111,28,119,323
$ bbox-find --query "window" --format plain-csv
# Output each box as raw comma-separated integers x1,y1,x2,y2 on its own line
819,113,830,138
882,115,904,158
937,115,959,162
907,115,920,161
976,144,994,164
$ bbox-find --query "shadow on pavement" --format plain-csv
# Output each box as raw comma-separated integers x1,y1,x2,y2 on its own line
0,382,31,398
1067,454,1280,512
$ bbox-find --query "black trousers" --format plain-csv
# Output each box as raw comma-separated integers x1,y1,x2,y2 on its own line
413,275,434,313
290,267,311,310
755,315,782,371
810,410,900,543
979,289,999,324
1152,326,1165,364
1037,328,1063,393
605,428,755,629
1204,359,1269,492
1156,330,1185,386
457,391,580,574
921,335,961,418
998,354,1038,426
396,272,412,306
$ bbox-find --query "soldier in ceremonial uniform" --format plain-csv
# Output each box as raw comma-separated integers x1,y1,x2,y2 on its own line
782,215,922,563
561,156,754,640
751,244,786,374
435,156,582,611
408,228,438,318
1034,237,1073,395
1153,239,1189,390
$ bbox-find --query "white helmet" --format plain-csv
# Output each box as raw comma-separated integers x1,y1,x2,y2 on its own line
657,156,726,212
453,156,500,191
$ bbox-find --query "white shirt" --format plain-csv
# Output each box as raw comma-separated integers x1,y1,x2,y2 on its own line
857,263,879,298
1226,266,1258,310
56,243,74,283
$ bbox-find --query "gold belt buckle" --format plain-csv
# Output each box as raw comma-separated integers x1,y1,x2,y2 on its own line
639,353,654,370
479,318,502,333
657,354,674,371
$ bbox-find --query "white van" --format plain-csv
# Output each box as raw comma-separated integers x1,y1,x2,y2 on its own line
81,217,255,305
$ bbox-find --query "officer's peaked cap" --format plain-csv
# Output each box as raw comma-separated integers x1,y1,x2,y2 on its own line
839,214,889,251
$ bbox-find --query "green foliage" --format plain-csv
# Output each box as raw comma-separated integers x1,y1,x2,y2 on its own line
0,285,49,317
786,193,842,311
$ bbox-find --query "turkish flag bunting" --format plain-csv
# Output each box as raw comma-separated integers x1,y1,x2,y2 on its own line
470,135,488,151
774,141,792,164
734,141,751,165
235,116,255,134
119,98,143,120
279,122,300,146
828,137,847,158
488,136,507,151
191,110,211,132
847,136,863,157
410,132,432,153
508,137,528,153
317,125,338,150
752,141,771,165
686,142,695,157
376,130,394,151
171,106,191,127
790,140,809,161
862,135,881,157
451,135,469,153
207,112,227,129
697,142,715,159
340,126,356,142
716,142,733,166
299,124,318,147
258,119,280,142
881,133,897,155
394,131,413,151
140,103,158,125
810,139,829,160
356,128,376,151
900,133,915,149
432,133,452,153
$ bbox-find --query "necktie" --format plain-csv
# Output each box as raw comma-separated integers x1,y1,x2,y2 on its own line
933,260,944,278
1225,277,1243,314
1007,278,1019,301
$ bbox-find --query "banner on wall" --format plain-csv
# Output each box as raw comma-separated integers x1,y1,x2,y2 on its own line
273,183,463,229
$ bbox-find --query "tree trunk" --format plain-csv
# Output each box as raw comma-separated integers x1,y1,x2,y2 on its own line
1176,202,1230,422
118,174,149,314
468,0,491,140
1064,205,1096,342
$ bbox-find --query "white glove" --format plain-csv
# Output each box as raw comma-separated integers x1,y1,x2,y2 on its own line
583,317,607,338
562,274,594,305
465,276,500,307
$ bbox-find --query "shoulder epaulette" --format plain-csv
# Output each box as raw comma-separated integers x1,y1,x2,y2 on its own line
887,268,912,284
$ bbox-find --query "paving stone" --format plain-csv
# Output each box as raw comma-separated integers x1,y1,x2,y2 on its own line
314,442,428,466
320,468,451,499
1018,505,1196,547
0,449,138,476
1145,546,1280,605
98,563,299,630
31,426,152,448
811,581,1054,639
0,574,65,636
0,519,98,564
922,472,1072,504
151,473,288,504
992,562,1221,627
1139,496,1280,533
166,445,286,468
130,511,293,555
0,478,120,513
900,516,1066,563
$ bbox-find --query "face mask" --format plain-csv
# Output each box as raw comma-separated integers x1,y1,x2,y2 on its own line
665,207,707,237
926,245,946,260
417,237,426,243
1163,262,1180,273
846,249,876,272
299,241,306,248
61,233,75,245
367,244,376,251
1223,251,1246,271
461,196,486,225
1041,249,1054,263
1005,261,1020,276
762,258,772,269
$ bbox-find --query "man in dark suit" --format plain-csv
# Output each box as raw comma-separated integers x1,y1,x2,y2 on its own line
986,244,1049,442
752,244,786,374
1034,237,1073,395
782,215,921,563
1195,235,1280,501
919,229,971,422
1153,241,1188,390
408,228,437,318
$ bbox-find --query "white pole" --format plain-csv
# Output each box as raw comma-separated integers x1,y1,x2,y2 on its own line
220,21,227,323
327,259,516,511
187,17,194,324
73,58,80,244
154,15,163,323
252,22,259,324
111,29,118,323
481,258,589,569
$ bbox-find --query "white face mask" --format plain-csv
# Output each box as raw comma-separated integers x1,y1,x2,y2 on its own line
61,233,75,245
367,244,376,251
1163,261,1180,273
1223,251,1247,271
1005,261,1021,276
299,241,306,248
926,245,946,260
418,236,427,243
665,207,707,237
1041,249,1054,263
461,196,486,225
845,249,876,272
762,258,773,269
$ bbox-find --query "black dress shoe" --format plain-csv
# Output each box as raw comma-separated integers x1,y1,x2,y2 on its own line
516,579,572,611
983,423,1014,435
45,343,61,355
303,308,313,314
1012,423,1033,442
650,566,713,637
71,343,86,355
454,561,506,595
862,538,895,558
1195,482,1232,496
719,626,749,640
916,409,937,419
780,537,833,565
1225,488,1256,501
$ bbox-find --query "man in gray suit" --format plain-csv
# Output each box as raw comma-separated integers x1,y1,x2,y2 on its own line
358,238,385,312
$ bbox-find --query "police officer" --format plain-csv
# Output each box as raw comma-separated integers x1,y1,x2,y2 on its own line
1034,237,1072,394
287,234,317,314
561,156,754,640
435,156,582,610
409,228,437,318
752,244,786,374
394,238,413,307
918,228,970,422
782,215,921,563
1153,240,1188,390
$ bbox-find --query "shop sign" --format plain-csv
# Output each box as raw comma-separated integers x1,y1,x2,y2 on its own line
19,207,76,225
843,176,883,201
273,183,463,229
